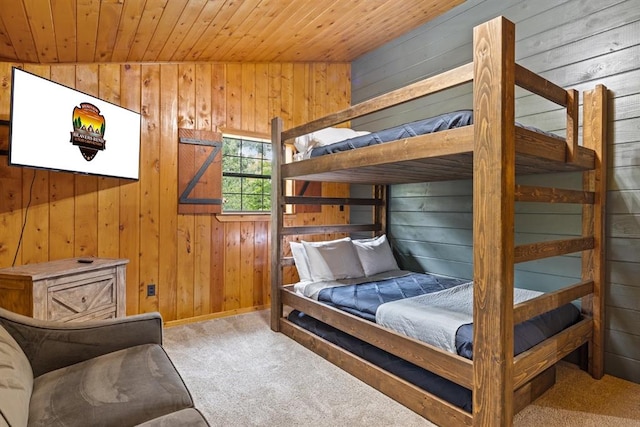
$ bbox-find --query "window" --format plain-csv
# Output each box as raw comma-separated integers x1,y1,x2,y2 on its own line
222,134,272,212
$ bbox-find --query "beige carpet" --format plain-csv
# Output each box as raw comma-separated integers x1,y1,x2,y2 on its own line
163,310,640,427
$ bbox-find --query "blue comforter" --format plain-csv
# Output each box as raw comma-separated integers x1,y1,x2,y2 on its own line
317,272,467,321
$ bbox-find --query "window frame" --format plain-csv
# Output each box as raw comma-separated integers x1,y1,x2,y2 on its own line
220,132,272,214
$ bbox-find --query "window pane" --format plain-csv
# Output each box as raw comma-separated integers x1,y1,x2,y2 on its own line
242,177,264,195
241,157,263,174
224,194,242,211
242,141,263,158
223,138,241,156
243,194,263,211
262,180,271,195
262,159,271,175
223,155,241,172
223,176,241,194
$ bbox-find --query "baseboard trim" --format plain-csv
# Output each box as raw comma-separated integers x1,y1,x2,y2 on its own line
163,305,269,328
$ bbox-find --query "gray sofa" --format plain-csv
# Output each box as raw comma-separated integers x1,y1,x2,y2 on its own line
0,307,209,427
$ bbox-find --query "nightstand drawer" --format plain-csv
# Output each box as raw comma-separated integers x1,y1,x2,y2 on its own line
48,274,117,321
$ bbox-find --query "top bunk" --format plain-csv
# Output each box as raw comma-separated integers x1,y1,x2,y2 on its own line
271,20,599,185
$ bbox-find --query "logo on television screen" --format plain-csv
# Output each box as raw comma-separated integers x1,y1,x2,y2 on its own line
70,102,106,161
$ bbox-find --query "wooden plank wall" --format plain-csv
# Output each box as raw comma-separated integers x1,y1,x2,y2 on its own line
0,61,350,323
351,0,640,383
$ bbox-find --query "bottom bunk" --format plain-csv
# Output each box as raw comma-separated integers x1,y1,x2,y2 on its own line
284,274,582,416
276,234,590,425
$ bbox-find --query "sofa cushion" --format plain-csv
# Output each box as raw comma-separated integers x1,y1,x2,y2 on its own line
29,344,193,427
0,325,33,427
135,408,210,426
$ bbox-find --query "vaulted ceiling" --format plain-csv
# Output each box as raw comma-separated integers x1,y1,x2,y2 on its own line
0,0,464,64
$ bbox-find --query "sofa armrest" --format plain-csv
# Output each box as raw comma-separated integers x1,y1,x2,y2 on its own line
0,308,163,377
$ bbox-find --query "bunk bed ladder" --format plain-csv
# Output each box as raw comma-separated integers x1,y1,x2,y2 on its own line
472,16,607,426
511,84,607,386
270,117,387,332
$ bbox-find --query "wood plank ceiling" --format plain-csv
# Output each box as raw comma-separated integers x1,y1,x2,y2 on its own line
0,0,464,64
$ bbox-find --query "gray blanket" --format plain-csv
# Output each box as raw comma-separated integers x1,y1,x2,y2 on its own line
375,282,542,353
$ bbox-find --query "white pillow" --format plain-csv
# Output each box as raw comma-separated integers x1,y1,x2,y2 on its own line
294,127,370,159
290,241,311,282
302,237,364,281
353,234,399,276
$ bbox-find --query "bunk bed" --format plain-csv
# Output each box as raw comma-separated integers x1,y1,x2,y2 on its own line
270,17,607,427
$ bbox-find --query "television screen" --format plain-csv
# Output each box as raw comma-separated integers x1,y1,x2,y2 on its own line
9,67,141,180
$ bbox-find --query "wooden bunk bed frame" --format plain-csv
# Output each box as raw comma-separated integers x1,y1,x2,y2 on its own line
270,17,607,427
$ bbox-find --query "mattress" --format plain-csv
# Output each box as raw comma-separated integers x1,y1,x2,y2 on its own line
307,109,561,158
309,110,473,158
289,309,474,411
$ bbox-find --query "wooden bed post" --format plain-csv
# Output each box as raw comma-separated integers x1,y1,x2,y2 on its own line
472,16,516,427
581,85,607,379
270,117,284,332
374,184,387,236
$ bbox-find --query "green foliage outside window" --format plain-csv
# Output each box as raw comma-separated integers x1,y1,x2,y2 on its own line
222,135,272,212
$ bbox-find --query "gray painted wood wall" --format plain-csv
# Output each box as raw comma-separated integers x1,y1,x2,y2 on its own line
350,0,640,384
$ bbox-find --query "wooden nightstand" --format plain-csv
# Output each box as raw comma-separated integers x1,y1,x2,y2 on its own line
0,258,128,322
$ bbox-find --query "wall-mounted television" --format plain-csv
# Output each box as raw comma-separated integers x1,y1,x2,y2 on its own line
9,67,141,180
